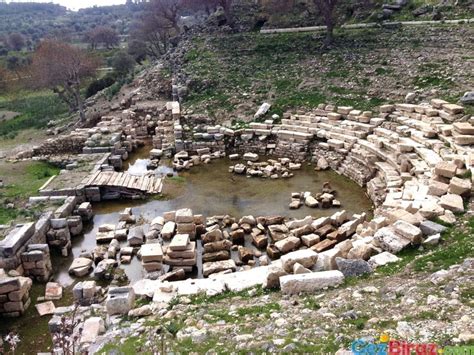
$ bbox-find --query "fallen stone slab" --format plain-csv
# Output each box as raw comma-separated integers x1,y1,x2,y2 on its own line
169,234,190,251
0,223,35,257
243,152,259,162
80,317,105,344
68,257,93,277
213,264,270,292
280,249,318,273
393,220,422,244
419,220,447,236
448,177,472,196
335,257,372,277
161,221,176,239
45,282,63,301
175,208,194,224
374,227,411,254
440,193,464,213
106,286,135,315
368,252,400,268
202,259,237,277
434,161,457,178
36,301,56,316
175,278,226,297
264,261,288,289
280,270,344,294
275,236,301,253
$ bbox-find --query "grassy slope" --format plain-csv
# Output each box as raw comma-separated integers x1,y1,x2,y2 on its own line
181,24,473,122
0,160,60,225
0,90,69,138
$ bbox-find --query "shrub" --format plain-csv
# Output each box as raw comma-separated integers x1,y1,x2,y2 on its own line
86,73,116,98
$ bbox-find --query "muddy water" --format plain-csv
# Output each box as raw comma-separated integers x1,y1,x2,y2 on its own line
54,151,373,286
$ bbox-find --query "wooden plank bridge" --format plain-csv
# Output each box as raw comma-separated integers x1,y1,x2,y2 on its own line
84,171,163,194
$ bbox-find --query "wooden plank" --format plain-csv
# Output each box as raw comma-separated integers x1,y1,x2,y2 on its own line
134,176,144,190
110,172,122,187
127,175,138,189
103,172,115,186
101,172,114,186
86,170,101,186
143,176,150,191
140,176,149,191
122,174,131,189
146,177,155,192
116,173,126,187
153,178,162,193
97,172,110,186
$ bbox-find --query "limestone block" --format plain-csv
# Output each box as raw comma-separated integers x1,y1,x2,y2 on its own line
280,270,344,294
280,249,318,273
374,227,411,254
393,220,422,244
440,194,464,213
448,177,471,196
435,162,457,178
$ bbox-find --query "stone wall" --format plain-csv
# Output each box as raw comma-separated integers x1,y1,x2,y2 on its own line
0,271,32,318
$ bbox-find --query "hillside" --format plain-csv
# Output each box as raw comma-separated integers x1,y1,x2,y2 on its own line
174,23,473,123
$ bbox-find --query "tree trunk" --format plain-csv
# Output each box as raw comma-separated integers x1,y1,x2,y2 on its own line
75,86,86,122
325,24,334,45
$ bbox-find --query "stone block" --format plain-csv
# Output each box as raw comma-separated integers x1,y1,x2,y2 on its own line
280,249,318,273
106,287,135,315
440,194,464,213
140,243,163,263
280,270,344,294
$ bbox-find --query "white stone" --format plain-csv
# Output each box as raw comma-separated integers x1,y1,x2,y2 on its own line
161,221,176,239
374,227,411,254
280,271,344,294
440,194,464,213
140,243,163,263
448,177,471,196
392,220,422,244
368,251,400,268
280,249,318,273
80,317,105,344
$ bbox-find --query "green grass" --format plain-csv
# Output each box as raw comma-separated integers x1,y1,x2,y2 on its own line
236,302,281,317
345,315,369,330
0,90,69,138
404,310,439,322
303,296,322,310
99,336,150,355
0,161,60,224
1,162,59,199
187,286,276,306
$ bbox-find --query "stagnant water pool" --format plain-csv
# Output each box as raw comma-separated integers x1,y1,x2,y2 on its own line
52,148,374,286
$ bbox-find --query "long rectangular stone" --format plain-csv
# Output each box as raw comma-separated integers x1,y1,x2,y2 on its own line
0,223,35,257
280,270,344,294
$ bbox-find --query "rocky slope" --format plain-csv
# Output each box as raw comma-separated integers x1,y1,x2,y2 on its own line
168,23,473,124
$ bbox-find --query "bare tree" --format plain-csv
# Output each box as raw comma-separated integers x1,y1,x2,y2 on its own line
150,0,181,32
130,0,181,59
31,40,99,121
313,0,338,45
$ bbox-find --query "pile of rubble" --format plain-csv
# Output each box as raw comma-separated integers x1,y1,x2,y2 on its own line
172,149,225,171
229,153,301,179
288,183,339,209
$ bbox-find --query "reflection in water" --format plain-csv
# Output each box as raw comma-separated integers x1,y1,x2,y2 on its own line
54,157,373,286
127,159,150,176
